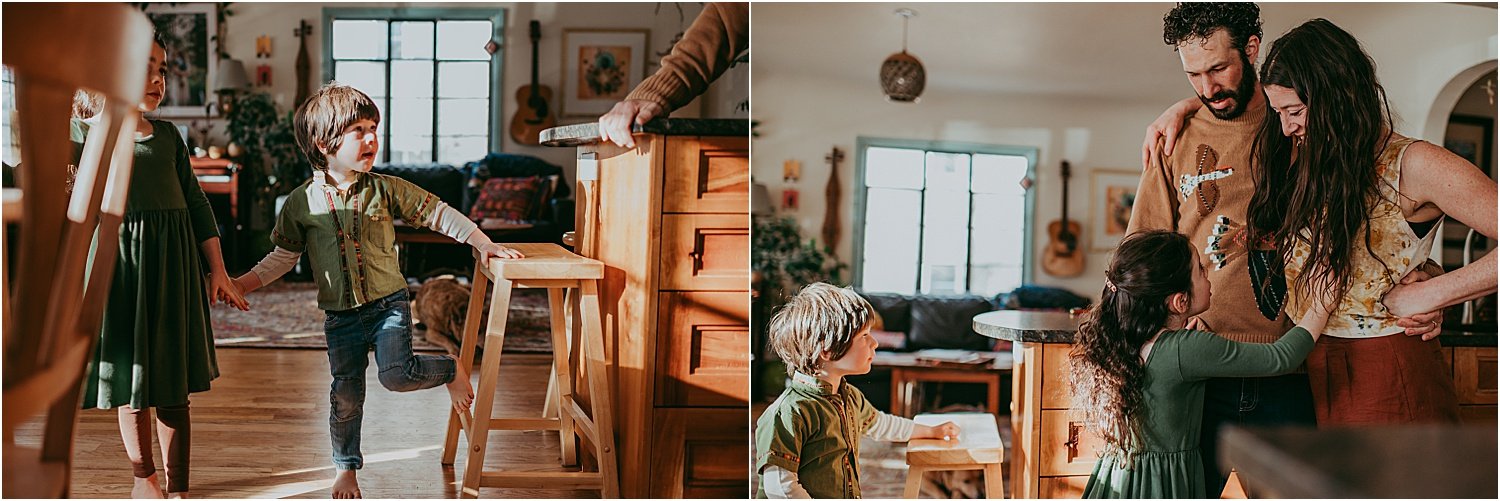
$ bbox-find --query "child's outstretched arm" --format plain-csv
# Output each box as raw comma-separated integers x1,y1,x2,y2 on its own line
425,202,525,260
233,246,303,297
1179,286,1337,380
864,412,960,442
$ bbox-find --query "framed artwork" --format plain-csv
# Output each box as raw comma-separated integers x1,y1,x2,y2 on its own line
145,3,218,117
1089,169,1140,252
560,28,648,117
1445,114,1494,176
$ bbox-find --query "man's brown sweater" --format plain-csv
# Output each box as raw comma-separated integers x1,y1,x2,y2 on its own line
1127,96,1291,344
623,2,749,113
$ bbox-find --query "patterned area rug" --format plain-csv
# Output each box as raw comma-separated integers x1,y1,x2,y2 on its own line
208,280,553,353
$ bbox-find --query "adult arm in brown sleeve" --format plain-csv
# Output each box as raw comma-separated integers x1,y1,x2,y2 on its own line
598,2,749,148
1125,136,1181,235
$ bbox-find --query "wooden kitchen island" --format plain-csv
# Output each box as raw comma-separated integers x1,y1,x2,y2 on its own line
542,119,750,498
973,310,1097,498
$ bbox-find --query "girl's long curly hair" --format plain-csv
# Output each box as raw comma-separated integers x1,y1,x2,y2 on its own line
1247,18,1395,305
1069,230,1195,464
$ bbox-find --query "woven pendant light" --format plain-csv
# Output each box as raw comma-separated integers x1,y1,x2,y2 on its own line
881,8,925,103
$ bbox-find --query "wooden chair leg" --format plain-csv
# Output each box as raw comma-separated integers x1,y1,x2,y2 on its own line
985,462,1005,499
543,364,558,419
987,379,1001,417
443,266,490,466
579,280,619,497
1222,469,1248,499
903,465,926,499
547,287,577,466
459,277,512,499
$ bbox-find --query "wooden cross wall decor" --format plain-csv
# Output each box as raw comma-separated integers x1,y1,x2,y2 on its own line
822,146,845,252
294,20,312,107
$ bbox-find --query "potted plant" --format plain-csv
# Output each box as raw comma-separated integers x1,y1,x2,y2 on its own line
225,92,310,257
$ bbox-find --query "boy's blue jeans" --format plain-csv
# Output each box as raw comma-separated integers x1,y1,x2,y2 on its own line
1199,374,1316,495
323,289,455,470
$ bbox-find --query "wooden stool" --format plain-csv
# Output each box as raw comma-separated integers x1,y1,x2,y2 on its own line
904,413,1006,499
440,243,618,498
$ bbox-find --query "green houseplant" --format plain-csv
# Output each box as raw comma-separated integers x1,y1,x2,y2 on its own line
752,215,846,301
226,93,309,222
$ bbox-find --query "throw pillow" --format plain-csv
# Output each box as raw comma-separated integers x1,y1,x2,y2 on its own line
469,176,542,223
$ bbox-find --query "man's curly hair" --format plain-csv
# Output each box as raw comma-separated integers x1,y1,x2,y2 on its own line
1163,2,1263,52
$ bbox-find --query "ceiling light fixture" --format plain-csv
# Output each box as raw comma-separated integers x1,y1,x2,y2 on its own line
880,8,925,103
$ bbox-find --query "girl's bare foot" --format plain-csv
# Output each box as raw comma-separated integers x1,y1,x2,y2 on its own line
131,474,165,499
445,356,475,413
332,469,361,499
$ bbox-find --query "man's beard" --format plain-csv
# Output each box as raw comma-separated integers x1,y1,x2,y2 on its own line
1198,51,1258,120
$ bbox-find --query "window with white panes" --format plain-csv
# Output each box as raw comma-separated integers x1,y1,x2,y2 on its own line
2,66,17,167
854,140,1036,296
327,11,501,165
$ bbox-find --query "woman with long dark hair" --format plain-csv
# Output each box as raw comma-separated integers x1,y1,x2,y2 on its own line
1071,230,1331,498
1245,18,1497,425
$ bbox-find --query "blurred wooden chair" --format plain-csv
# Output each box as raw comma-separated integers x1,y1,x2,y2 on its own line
2,3,154,498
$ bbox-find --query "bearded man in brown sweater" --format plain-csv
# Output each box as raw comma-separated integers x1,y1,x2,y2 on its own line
1130,2,1447,495
597,2,748,148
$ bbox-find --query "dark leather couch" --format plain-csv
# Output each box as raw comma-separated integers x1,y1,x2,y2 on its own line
860,291,1004,351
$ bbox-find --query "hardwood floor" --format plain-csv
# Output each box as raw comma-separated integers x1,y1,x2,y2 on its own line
14,348,594,498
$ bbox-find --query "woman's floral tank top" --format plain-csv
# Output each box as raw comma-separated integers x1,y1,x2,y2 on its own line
1283,135,1438,338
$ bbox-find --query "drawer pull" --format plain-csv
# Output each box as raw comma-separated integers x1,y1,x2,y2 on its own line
689,250,704,270
1064,422,1082,461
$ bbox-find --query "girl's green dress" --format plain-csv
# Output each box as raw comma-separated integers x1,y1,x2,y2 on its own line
1083,327,1314,499
74,119,222,410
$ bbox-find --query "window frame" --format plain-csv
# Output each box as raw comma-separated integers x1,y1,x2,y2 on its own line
322,7,507,164
851,136,1038,296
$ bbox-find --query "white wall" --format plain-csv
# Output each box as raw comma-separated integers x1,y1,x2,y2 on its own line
200,2,745,186
753,72,1173,295
752,4,1497,296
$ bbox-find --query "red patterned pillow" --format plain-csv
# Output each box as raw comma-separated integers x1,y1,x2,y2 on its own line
469,176,542,223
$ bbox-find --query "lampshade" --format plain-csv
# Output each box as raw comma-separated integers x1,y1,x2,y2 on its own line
215,59,250,92
880,8,924,103
881,51,925,102
751,182,774,216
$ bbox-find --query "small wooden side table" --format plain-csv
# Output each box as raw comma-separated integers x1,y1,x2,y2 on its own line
904,412,1006,499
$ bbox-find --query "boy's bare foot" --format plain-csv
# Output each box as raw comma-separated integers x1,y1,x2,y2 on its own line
332,469,361,499
131,474,165,499
165,491,189,499
445,356,475,413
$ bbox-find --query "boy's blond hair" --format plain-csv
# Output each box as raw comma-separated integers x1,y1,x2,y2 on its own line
768,282,872,376
293,82,381,171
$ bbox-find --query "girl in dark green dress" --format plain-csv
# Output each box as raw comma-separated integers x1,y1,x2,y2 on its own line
1070,230,1332,498
73,35,248,499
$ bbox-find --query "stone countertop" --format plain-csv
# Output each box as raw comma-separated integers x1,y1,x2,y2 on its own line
972,310,1081,344
1219,424,1497,499
539,118,749,147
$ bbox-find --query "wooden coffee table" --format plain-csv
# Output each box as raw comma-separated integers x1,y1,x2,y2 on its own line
875,351,1014,417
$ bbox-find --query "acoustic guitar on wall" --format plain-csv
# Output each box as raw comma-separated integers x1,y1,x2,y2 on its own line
1042,160,1086,277
509,20,555,145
